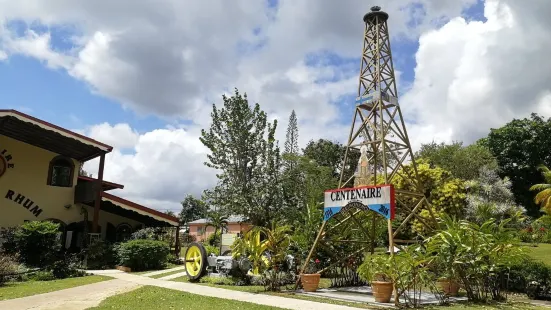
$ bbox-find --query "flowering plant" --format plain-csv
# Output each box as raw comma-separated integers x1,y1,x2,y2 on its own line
304,258,321,274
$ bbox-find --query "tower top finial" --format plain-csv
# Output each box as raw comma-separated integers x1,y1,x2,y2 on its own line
363,5,389,24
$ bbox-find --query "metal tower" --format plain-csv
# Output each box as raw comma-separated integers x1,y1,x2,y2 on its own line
298,6,435,285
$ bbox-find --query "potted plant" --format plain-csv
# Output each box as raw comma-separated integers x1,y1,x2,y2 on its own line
357,254,394,303
436,270,460,296
300,259,321,292
436,278,460,296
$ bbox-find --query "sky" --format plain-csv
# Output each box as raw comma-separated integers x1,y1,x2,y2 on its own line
1,0,550,213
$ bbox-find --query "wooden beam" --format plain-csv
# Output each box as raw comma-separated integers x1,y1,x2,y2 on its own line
92,152,105,233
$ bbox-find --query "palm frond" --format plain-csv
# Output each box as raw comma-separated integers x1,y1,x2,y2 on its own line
530,184,551,191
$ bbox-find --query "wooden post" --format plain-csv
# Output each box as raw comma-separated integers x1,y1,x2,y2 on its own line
175,225,181,258
92,153,105,234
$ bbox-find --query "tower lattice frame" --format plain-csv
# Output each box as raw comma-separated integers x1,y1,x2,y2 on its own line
297,6,437,293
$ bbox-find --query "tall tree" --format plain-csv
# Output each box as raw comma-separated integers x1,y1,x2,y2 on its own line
415,141,497,180
200,89,283,226
303,139,359,187
485,113,551,216
284,110,299,157
282,110,301,213
179,195,207,226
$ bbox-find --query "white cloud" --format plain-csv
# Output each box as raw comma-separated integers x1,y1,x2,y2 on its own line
1,0,551,212
402,0,551,149
83,123,216,212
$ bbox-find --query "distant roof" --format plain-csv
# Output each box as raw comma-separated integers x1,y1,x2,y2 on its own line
189,215,248,225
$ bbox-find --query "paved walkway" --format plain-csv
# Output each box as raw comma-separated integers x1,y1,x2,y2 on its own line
157,271,188,280
0,278,141,310
0,267,362,310
139,265,186,277
91,269,363,310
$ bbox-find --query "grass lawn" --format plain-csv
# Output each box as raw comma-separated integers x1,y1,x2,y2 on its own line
88,286,285,310
0,275,111,301
525,243,551,266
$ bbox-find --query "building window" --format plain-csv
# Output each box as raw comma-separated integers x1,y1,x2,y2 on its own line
47,156,74,187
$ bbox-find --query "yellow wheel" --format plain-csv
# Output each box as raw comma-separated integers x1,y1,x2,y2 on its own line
185,242,207,281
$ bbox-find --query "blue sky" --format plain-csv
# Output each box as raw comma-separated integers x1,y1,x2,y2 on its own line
0,0,486,142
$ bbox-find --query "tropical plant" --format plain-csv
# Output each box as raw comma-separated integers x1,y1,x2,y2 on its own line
465,166,526,227
425,215,526,301
205,210,229,245
231,228,268,275
530,165,551,214
357,254,394,283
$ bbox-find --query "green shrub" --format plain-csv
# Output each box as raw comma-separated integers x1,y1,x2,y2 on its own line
15,221,61,267
204,245,220,256
199,275,237,285
86,241,117,269
0,227,18,255
49,254,85,279
504,258,551,299
180,233,196,245
116,239,170,271
0,253,19,286
206,231,221,247
131,228,158,240
30,270,55,281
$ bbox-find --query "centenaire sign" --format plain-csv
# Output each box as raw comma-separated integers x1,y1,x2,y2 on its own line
323,185,395,221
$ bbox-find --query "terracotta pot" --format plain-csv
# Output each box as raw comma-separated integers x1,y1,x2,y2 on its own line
437,279,460,296
372,281,393,303
300,274,321,292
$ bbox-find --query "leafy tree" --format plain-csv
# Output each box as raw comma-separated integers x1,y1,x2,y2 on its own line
179,195,207,226
392,159,467,236
164,210,176,217
465,166,525,227
416,141,497,180
303,139,359,186
200,89,283,226
530,165,551,214
282,154,337,225
485,113,551,216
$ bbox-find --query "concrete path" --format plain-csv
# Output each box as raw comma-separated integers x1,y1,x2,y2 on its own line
90,270,364,310
157,271,188,280
0,278,141,310
139,265,186,277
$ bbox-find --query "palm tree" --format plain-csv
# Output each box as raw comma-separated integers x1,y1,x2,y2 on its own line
530,165,551,213
206,210,229,244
